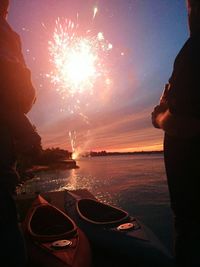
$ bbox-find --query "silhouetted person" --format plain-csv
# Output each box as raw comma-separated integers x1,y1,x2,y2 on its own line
152,1,200,266
0,0,41,265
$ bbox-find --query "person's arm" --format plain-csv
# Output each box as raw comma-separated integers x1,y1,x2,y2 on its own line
152,107,200,138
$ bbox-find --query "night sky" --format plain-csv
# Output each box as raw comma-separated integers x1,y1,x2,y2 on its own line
8,0,188,152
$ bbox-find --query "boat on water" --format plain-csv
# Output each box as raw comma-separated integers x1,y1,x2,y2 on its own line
64,190,175,267
20,194,92,267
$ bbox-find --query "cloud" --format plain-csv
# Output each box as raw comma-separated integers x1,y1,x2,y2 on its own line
38,105,163,152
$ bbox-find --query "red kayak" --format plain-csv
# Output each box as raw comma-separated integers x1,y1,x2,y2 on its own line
22,194,92,267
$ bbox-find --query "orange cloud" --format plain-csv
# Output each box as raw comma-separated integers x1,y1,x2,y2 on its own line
38,106,164,152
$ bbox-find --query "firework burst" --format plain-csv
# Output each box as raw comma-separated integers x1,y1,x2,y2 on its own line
48,17,112,110
48,15,112,157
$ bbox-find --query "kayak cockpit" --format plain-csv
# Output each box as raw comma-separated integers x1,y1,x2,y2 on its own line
26,196,77,242
30,205,75,235
77,198,129,225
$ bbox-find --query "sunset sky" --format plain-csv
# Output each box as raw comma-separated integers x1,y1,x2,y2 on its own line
8,0,188,152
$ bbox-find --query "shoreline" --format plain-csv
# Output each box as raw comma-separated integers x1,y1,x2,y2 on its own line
21,159,79,181
85,151,163,157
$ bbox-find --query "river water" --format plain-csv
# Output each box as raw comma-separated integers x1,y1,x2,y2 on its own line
18,153,174,253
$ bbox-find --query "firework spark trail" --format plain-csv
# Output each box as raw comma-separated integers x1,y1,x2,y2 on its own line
69,130,76,150
41,22,47,30
69,130,92,159
93,7,98,20
69,130,78,159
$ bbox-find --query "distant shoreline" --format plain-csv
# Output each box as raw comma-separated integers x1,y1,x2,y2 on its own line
85,151,164,157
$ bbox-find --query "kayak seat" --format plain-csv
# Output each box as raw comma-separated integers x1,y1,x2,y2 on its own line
77,199,129,225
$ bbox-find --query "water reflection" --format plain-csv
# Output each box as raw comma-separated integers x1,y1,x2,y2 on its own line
16,154,173,252
18,154,168,207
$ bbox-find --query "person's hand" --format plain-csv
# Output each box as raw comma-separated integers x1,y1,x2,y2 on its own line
151,105,160,128
151,104,167,128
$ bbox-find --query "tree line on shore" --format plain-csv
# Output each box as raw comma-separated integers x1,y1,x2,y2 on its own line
86,150,163,157
17,144,73,178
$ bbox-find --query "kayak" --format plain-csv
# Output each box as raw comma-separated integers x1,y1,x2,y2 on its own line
64,190,175,267
22,194,92,267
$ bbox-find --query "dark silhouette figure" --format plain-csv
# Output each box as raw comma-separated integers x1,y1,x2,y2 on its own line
152,1,200,266
0,0,41,265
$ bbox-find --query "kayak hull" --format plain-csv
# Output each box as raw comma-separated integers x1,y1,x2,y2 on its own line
64,190,175,267
20,194,92,267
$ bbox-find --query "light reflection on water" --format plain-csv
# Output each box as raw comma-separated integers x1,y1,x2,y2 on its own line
19,154,169,206
18,154,173,252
